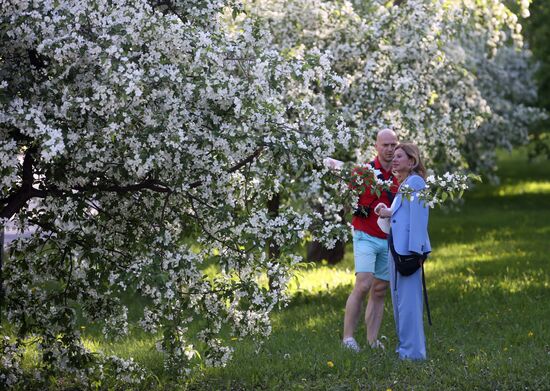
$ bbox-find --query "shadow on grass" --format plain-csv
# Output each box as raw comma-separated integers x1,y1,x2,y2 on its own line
430,193,550,244
136,149,550,389
198,161,550,389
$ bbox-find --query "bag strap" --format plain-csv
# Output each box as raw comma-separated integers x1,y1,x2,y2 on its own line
388,231,402,292
355,161,391,216
369,160,394,203
388,231,398,290
421,262,432,326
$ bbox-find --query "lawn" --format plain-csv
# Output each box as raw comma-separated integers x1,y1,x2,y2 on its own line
183,148,550,390
7,147,550,390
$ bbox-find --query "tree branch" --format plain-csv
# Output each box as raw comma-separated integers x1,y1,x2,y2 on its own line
151,0,187,23
1,145,264,220
0,148,46,220
72,178,172,194
189,147,264,189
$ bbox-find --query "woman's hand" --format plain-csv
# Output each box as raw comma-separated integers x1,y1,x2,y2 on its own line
375,203,392,218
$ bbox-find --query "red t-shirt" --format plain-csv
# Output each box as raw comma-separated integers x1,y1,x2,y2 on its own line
351,157,399,239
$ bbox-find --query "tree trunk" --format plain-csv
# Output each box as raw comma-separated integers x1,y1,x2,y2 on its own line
306,239,345,265
307,205,346,265
0,225,4,323
267,193,281,260
267,193,280,290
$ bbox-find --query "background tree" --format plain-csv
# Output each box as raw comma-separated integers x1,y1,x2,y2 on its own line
0,0,543,387
244,0,545,174
239,0,545,262
523,0,550,159
0,0,352,386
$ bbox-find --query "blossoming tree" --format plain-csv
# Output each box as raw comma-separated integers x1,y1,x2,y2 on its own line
244,0,545,173
238,0,544,262
0,0,354,386
0,0,544,387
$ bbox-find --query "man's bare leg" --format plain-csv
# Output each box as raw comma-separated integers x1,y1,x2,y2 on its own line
343,272,374,340
365,278,389,346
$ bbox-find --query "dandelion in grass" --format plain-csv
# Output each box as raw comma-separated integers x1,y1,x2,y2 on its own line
327,361,334,368
528,331,534,337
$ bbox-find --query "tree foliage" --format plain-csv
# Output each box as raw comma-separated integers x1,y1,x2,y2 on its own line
0,0,544,387
243,0,545,177
523,0,550,158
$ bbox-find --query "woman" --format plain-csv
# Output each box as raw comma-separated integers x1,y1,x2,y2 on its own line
377,143,430,360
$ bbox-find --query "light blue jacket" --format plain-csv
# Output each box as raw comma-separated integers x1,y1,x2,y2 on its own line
391,174,431,255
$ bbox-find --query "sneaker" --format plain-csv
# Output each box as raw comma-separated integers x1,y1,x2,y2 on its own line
342,337,361,352
369,339,385,350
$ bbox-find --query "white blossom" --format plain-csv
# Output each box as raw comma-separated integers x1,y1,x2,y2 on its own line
0,0,543,387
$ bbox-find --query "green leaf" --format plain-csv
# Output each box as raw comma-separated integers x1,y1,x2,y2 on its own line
468,173,482,183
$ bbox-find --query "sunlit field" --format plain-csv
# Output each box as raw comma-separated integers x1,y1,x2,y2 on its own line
8,147,550,390
183,148,550,390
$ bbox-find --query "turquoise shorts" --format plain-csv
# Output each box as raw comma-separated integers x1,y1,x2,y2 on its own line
353,230,390,281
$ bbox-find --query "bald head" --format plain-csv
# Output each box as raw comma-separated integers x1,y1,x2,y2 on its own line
375,128,398,168
376,128,397,142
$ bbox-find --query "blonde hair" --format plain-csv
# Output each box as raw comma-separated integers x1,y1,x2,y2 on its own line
395,143,426,179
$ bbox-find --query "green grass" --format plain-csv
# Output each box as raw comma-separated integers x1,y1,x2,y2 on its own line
6,147,550,390
182,148,550,390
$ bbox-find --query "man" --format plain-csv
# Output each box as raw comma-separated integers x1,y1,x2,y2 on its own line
342,128,398,352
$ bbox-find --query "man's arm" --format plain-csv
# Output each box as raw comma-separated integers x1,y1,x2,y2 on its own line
323,157,344,170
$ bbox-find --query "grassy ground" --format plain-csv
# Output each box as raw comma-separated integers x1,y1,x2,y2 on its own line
9,147,550,390
182,148,550,390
